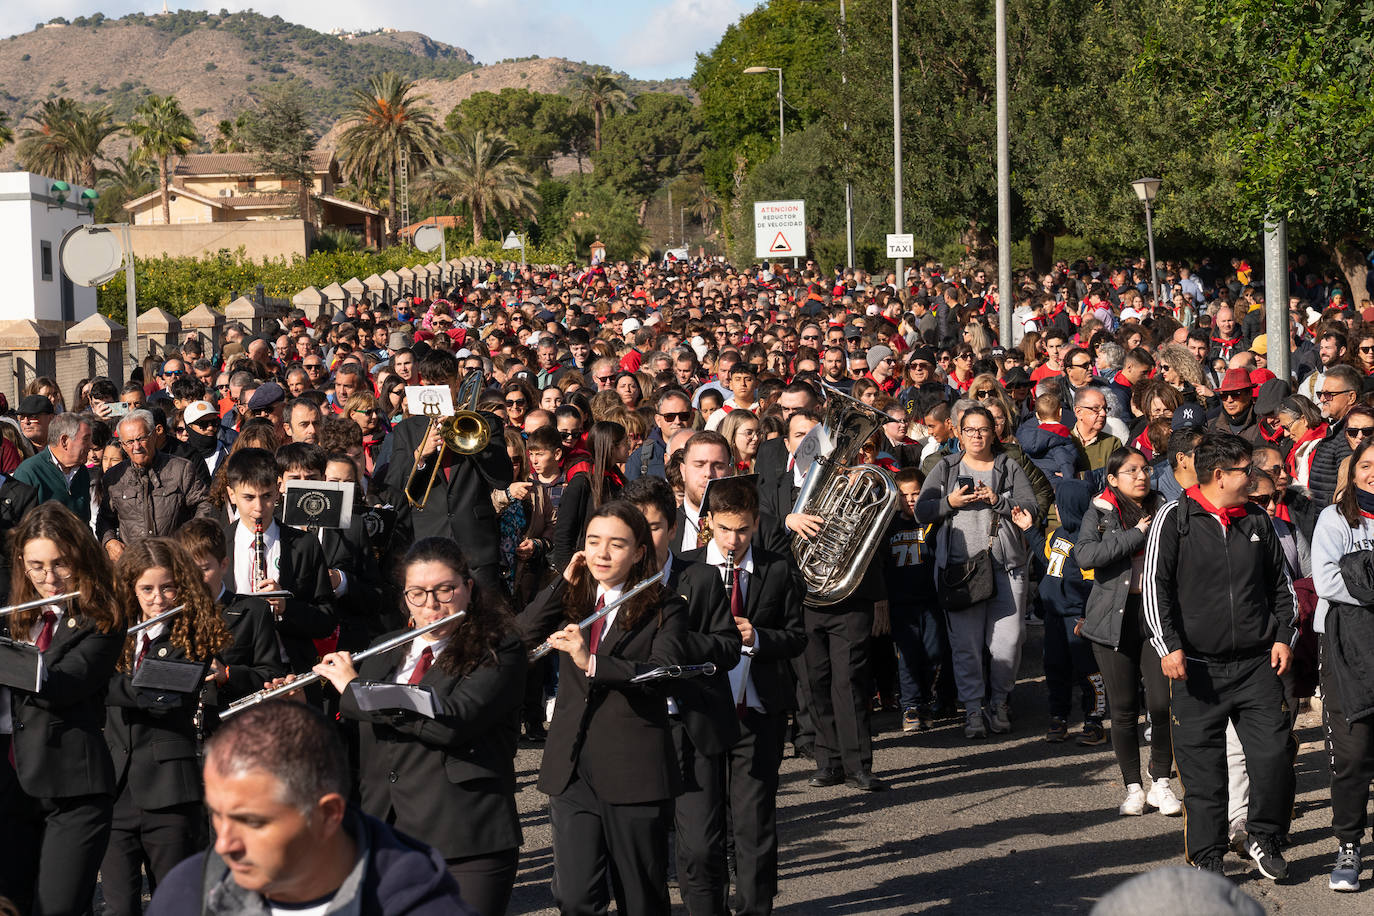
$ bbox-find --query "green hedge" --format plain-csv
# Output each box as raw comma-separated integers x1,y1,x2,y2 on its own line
97,238,573,323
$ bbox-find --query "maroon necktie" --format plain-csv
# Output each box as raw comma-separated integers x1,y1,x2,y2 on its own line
408,646,434,685
730,572,748,719
136,633,152,670
35,611,57,653
587,595,607,654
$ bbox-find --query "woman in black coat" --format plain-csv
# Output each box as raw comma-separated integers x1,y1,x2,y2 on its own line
521,500,686,916
314,536,524,916
0,503,126,915
101,537,233,916
551,421,630,569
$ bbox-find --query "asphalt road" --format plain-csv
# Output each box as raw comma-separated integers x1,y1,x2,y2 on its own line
507,625,1371,915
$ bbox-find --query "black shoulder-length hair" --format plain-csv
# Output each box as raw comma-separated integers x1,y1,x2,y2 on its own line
401,537,515,678
1103,446,1159,530
564,500,662,632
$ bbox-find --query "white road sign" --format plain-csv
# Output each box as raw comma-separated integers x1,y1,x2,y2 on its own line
886,233,915,259
754,200,807,259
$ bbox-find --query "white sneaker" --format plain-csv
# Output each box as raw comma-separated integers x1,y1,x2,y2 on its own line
1119,783,1146,816
1147,777,1183,816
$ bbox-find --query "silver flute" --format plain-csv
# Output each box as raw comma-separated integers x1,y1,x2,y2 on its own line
529,569,666,660
0,591,81,618
128,605,186,635
220,609,467,719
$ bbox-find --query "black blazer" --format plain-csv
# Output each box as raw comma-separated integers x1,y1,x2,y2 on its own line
552,471,624,570
383,414,514,571
664,556,741,755
0,476,38,600
519,578,686,805
104,632,202,811
338,631,525,860
318,518,392,652
3,608,124,798
202,591,286,718
223,523,336,673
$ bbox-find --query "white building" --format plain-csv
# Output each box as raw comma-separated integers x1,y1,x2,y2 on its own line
0,172,99,324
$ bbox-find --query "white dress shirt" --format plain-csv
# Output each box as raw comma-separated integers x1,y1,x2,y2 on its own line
234,520,282,594
393,634,451,684
679,499,706,553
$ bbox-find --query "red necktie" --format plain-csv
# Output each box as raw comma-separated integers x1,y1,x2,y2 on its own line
408,646,434,685
730,571,748,719
136,633,152,669
35,611,57,652
587,594,607,654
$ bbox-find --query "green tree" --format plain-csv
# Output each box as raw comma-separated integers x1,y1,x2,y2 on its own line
212,114,251,152
242,84,318,220
126,94,198,225
428,129,540,245
96,152,156,222
593,93,703,219
560,176,648,260
0,111,12,150
16,97,120,187
337,72,443,242
445,89,593,177
573,67,630,151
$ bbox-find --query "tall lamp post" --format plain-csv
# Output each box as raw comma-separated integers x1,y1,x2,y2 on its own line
890,0,904,285
1131,177,1162,308
744,67,785,143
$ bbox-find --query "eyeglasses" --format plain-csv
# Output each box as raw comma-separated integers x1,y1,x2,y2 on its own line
26,561,72,582
658,410,692,423
973,389,996,400
351,407,380,416
955,353,972,361
1114,465,1151,478
124,434,153,447
1221,464,1253,475
961,426,993,436
403,584,459,606
505,398,527,408
1249,493,1276,508
136,584,180,599
162,370,185,378
1348,426,1374,439
1076,404,1107,414
1318,389,1354,401
595,375,615,384
303,363,325,371
1219,390,1249,400
1158,364,1171,372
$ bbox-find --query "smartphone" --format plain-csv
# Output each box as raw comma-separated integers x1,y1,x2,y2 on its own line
956,476,975,491
105,401,130,419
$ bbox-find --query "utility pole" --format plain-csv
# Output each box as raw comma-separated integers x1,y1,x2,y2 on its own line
1264,219,1291,382
891,0,904,286
995,0,1012,346
841,0,854,269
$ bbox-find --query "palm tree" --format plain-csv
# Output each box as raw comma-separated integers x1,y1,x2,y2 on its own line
337,72,443,243
95,153,155,222
126,95,198,226
212,114,250,153
0,111,12,151
428,130,540,245
683,174,722,239
16,98,120,187
574,67,630,151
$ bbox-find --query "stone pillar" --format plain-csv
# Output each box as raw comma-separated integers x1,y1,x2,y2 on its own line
181,303,225,356
341,277,366,305
225,295,266,337
293,286,327,325
395,267,415,298
67,314,128,385
321,282,348,317
138,307,181,359
0,320,60,405
363,274,388,309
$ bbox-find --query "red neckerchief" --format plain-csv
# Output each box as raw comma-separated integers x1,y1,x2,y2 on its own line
1039,421,1072,438
1113,371,1133,389
1212,335,1240,348
1258,418,1284,444
1274,497,1292,524
1097,487,1149,554
1131,430,1155,460
1285,423,1327,479
1185,485,1247,528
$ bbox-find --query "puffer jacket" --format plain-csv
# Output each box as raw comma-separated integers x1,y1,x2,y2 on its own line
915,450,1038,573
1308,419,1351,507
1075,490,1149,650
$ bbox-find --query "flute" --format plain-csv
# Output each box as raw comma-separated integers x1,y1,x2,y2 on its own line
0,591,81,618
529,569,666,660
220,609,467,719
128,605,185,635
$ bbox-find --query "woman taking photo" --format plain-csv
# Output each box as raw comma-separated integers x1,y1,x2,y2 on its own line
552,421,630,569
916,404,1037,739
101,538,232,916
315,537,524,915
0,503,125,915
520,501,686,915
1075,447,1179,818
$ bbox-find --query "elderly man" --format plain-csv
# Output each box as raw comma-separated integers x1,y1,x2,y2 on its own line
1070,387,1123,477
627,389,694,481
97,410,212,560
1208,368,1263,444
13,411,93,521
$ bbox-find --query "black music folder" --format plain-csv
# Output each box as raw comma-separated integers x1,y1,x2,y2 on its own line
0,638,45,692
283,481,354,529
132,657,209,694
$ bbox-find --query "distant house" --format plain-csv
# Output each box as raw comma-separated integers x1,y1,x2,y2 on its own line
123,151,382,247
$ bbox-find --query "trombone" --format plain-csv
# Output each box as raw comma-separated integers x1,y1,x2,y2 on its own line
405,372,492,509
0,591,81,618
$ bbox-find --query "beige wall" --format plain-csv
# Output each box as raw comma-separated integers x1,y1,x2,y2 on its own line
132,193,222,226
127,220,310,261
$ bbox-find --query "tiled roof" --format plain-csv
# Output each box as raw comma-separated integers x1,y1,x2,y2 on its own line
172,151,334,177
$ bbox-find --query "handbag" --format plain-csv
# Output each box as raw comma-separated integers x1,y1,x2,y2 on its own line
938,513,1000,612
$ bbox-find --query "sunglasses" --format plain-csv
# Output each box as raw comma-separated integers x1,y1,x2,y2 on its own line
1319,390,1354,401
1249,493,1275,508
1068,361,1092,370
559,429,580,439
505,398,527,408
658,410,692,423
303,363,325,371
973,389,996,400
163,370,185,378
1347,426,1374,439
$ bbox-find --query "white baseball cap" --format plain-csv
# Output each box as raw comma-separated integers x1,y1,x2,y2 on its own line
184,401,218,425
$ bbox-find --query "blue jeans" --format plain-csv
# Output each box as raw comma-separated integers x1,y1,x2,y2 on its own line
890,601,945,710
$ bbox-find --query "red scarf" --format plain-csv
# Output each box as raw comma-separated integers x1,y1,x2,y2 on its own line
1039,422,1071,438
1112,371,1133,389
1285,422,1327,479
1185,485,1247,528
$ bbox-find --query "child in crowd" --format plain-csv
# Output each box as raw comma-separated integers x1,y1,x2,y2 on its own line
883,467,946,731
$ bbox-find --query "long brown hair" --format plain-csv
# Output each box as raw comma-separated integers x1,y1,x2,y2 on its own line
1337,435,1374,528
9,502,122,634
564,500,661,632
401,537,514,678
114,538,231,671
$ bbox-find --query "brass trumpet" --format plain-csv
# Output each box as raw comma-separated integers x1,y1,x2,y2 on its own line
405,374,491,510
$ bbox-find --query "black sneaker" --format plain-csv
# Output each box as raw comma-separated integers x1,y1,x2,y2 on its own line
1248,834,1289,881
1194,855,1226,877
1046,717,1068,743
1077,721,1107,746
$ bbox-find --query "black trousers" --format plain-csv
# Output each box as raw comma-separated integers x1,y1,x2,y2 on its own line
1170,654,1293,864
1320,645,1374,846
0,747,112,916
99,785,204,916
549,769,672,916
671,720,728,916
803,604,873,775
446,847,519,916
727,709,787,916
1092,598,1173,787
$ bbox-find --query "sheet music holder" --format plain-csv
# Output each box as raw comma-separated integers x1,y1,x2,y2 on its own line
282,480,354,529
0,638,45,692
133,657,209,693
349,682,439,719
247,589,293,600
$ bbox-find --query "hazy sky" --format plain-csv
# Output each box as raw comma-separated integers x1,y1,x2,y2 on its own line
1,0,755,80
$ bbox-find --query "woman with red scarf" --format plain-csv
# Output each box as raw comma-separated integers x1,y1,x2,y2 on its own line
1075,446,1180,819
946,346,977,397
1276,396,1327,492
550,420,629,570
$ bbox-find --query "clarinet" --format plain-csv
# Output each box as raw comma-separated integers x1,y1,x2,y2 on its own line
252,521,267,595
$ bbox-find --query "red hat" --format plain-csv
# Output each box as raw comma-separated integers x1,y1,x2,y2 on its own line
1248,368,1276,394
1217,368,1253,394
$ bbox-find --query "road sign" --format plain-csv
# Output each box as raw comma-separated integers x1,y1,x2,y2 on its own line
754,200,806,259
886,233,915,259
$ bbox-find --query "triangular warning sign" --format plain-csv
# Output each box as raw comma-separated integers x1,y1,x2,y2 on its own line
770,232,792,253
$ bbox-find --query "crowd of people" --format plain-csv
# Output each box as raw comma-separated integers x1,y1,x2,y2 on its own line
0,251,1371,914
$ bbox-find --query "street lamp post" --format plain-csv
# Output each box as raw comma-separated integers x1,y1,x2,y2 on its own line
743,67,785,142
891,0,904,285
1131,177,1162,309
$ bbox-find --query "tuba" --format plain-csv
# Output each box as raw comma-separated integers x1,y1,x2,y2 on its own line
790,383,900,605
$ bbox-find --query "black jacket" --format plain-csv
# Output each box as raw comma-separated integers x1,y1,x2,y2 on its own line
1308,419,1352,507
202,591,285,720
223,523,336,674
552,471,624,570
319,518,392,652
519,577,686,805
384,414,513,571
1142,494,1298,661
339,631,524,860
0,476,38,600
664,554,742,755
3,608,124,798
